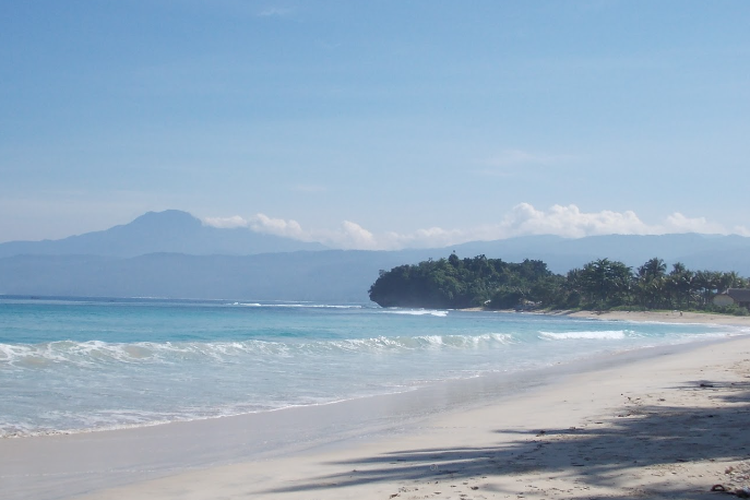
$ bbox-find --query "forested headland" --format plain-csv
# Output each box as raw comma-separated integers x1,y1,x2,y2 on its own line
368,253,748,314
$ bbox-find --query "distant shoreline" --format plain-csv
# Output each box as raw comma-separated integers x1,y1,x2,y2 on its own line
562,308,750,326
462,307,750,326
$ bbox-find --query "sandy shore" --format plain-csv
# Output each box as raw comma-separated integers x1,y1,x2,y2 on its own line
462,307,750,328
22,334,739,499
564,309,750,326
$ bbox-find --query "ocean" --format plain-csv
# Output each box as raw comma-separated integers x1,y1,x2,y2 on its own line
0,296,743,439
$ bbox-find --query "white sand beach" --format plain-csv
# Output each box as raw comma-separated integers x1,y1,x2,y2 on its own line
3,314,749,500
566,309,750,326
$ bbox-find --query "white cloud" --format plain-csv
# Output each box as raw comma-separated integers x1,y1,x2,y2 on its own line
203,213,378,249
376,204,739,249
500,203,649,238
381,227,466,250
203,213,309,240
336,221,378,250
202,215,248,229
248,213,306,239
202,204,739,251
366,204,654,249
662,212,726,234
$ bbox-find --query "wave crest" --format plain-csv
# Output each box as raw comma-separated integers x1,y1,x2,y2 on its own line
231,302,363,309
0,333,516,370
380,309,449,317
538,330,631,340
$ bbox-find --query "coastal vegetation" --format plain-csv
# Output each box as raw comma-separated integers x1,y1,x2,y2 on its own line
368,254,749,313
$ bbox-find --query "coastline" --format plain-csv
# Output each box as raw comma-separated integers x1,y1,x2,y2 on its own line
564,309,750,326
3,333,748,499
469,307,750,327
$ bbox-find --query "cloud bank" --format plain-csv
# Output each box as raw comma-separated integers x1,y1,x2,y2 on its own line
203,203,750,251
202,214,378,250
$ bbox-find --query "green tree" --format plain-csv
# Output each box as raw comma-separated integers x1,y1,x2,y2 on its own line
578,258,632,309
693,270,722,307
665,262,694,309
635,257,667,309
370,253,748,313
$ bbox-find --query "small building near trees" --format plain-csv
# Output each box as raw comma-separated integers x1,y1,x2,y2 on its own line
712,288,750,309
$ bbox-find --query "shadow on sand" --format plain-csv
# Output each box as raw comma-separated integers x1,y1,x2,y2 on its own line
261,379,750,499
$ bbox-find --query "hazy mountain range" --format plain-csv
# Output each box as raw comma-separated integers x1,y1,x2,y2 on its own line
0,210,325,258
1,210,749,303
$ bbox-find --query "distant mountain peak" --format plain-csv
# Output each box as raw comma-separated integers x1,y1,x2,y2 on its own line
0,209,326,258
129,210,202,229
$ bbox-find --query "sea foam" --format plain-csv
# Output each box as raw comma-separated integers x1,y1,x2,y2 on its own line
1,298,736,438
538,330,631,340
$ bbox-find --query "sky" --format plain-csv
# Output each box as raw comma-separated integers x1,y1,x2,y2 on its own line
2,1,749,250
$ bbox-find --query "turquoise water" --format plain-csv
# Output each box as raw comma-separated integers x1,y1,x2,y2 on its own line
0,296,743,438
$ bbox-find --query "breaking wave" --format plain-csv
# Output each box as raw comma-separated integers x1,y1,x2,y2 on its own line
231,302,363,309
379,309,449,317
0,333,516,370
538,330,631,340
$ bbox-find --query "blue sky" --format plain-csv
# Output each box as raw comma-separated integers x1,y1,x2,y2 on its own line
2,1,749,249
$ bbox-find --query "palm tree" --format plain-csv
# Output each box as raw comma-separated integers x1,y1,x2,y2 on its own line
636,257,667,309
693,270,722,307
718,271,743,293
638,257,667,280
667,262,694,309
580,258,632,308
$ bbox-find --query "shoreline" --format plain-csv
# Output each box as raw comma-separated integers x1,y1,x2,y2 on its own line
467,307,750,327
3,333,748,499
73,335,750,500
564,308,750,326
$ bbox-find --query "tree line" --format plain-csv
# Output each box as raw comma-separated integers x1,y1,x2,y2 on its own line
368,254,748,314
